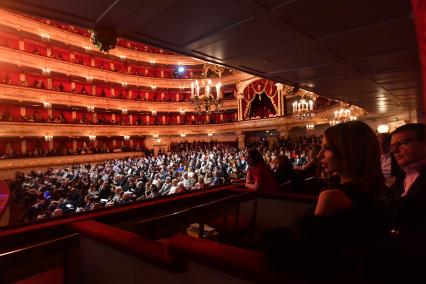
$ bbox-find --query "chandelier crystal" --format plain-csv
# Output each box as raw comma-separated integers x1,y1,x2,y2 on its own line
190,79,223,113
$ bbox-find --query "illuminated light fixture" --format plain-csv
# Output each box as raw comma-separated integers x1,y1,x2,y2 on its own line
178,66,185,73
179,110,185,115
377,124,390,134
122,109,128,115
153,134,159,138
119,54,126,60
151,110,157,116
151,85,156,90
156,139,161,143
292,93,315,119
190,79,223,113
87,106,95,112
180,133,186,137
121,82,128,88
40,33,50,40
89,135,96,141
86,76,93,82
330,106,358,125
44,135,53,141
123,135,130,141
208,133,213,136
149,59,156,64
306,124,315,130
41,68,51,76
83,45,91,51
179,86,184,90
43,102,51,109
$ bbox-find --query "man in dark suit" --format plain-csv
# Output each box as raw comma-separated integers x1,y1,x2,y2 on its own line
390,123,426,228
385,123,426,283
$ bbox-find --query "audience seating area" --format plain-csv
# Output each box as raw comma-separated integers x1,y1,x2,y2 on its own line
0,184,315,283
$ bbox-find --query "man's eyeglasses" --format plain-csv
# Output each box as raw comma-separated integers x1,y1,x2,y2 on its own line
389,138,419,152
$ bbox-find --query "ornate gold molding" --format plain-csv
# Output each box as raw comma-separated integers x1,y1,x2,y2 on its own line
0,110,332,137
0,8,201,66
0,47,253,89
0,84,238,112
0,151,143,171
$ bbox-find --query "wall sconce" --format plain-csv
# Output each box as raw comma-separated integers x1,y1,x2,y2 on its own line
151,85,157,90
180,110,185,115
89,135,96,141
149,59,156,64
122,109,128,115
180,133,186,137
119,54,126,60
83,45,91,51
123,135,130,141
86,76,93,82
40,33,50,40
44,135,53,141
208,133,213,137
43,102,51,109
306,124,315,130
121,82,128,88
156,139,161,143
151,110,157,116
87,106,95,112
41,68,51,76
153,134,159,138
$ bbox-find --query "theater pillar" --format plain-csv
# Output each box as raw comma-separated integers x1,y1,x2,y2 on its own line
236,131,245,149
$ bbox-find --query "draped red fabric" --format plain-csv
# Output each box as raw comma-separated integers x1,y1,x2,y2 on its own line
411,0,426,119
242,79,278,119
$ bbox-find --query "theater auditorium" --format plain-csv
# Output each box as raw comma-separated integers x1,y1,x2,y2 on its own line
0,0,425,283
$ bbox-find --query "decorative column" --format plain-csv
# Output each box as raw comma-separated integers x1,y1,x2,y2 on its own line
19,40,25,51
129,114,133,125
111,113,116,123
71,111,76,121
46,47,51,57
72,140,77,153
237,93,244,121
236,131,245,149
275,83,285,116
21,140,26,155
47,78,52,90
20,106,25,118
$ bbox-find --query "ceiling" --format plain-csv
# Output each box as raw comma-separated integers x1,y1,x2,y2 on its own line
0,0,422,117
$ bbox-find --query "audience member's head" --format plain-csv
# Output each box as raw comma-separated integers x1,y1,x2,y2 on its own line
391,123,426,167
321,121,384,192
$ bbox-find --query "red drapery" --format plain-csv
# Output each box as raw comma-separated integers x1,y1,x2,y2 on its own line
242,79,278,119
411,0,426,119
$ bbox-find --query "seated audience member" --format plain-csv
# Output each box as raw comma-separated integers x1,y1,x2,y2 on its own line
378,133,403,186
271,155,305,191
264,121,388,282
293,144,321,178
384,123,426,283
244,149,279,192
390,123,426,228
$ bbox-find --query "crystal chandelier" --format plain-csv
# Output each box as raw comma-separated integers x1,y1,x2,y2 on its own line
329,107,357,126
190,79,223,113
292,96,314,119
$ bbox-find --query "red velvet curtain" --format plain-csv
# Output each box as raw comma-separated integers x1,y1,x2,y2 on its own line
0,31,20,49
412,0,426,118
242,79,278,119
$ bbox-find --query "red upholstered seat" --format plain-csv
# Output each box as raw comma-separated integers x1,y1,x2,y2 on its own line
166,233,283,282
69,220,181,271
209,213,252,235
